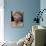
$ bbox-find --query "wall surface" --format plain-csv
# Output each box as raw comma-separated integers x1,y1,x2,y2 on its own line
40,0,46,45
4,0,40,42
0,0,4,42
40,0,46,27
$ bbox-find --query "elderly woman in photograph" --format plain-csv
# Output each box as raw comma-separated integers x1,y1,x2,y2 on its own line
11,11,24,27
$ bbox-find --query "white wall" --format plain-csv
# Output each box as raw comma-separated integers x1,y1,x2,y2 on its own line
0,0,4,42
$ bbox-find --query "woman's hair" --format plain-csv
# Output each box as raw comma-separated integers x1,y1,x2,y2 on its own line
14,11,23,16
11,11,23,22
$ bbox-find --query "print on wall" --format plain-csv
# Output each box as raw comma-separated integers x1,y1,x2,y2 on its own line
11,10,24,27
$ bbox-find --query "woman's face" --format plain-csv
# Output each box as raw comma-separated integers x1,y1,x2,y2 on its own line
13,13,21,21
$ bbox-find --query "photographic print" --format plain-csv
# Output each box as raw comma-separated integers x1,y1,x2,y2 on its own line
11,10,24,27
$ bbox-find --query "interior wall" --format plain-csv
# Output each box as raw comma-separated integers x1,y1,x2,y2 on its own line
40,0,46,27
0,0,4,42
4,0,40,42
40,0,46,45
